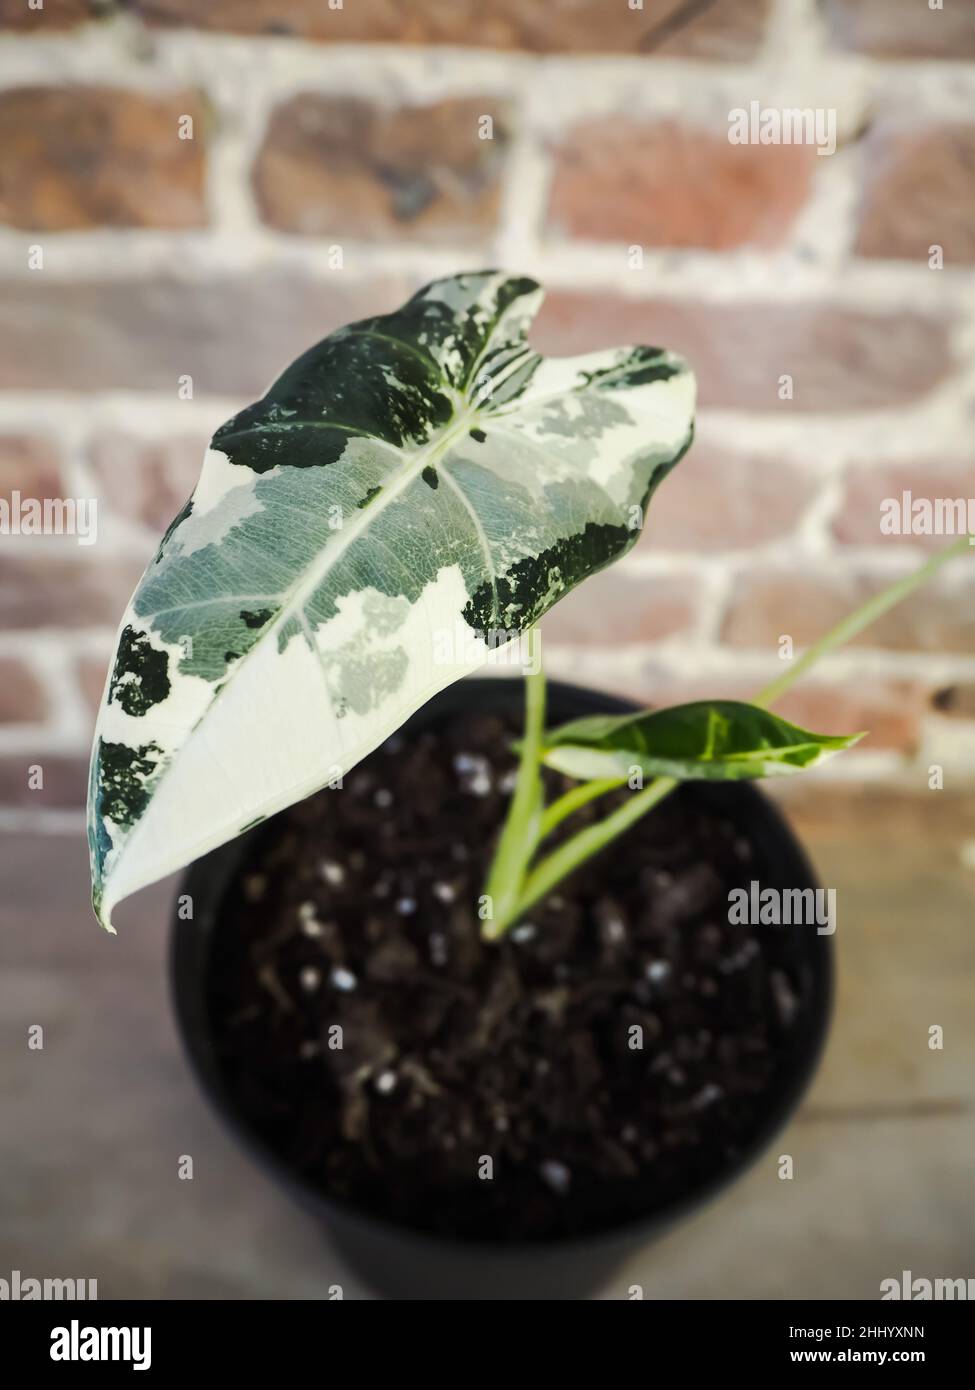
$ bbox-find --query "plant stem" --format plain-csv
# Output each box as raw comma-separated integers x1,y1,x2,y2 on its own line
481,651,546,939
492,535,971,935
753,534,971,709
537,776,626,841
506,774,679,929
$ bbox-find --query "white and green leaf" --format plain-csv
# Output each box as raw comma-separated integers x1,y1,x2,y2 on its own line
541,701,863,782
87,270,695,929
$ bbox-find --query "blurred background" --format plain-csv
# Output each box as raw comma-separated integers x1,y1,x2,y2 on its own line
1,0,973,1299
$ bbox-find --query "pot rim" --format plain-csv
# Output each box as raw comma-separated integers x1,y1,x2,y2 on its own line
170,676,833,1260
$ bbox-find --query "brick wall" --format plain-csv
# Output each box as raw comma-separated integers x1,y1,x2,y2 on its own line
1,0,974,824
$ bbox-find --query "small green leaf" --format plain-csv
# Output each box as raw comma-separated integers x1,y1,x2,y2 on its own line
541,701,863,782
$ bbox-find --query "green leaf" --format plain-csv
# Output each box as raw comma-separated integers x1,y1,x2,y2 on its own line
541,701,863,782
87,270,695,929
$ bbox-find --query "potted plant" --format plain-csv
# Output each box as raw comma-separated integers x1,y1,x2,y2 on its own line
87,271,968,1300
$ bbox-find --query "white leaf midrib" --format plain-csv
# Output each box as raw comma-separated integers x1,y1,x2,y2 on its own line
96,397,492,912
260,395,480,649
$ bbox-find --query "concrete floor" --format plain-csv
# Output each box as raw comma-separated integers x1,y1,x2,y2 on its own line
2,787,973,1300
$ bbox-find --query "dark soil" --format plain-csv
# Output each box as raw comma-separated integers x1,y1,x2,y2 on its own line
207,708,819,1242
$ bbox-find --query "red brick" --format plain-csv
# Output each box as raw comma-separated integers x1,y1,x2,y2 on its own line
0,0,100,30
0,656,48,725
532,295,955,412
854,125,975,265
539,561,703,647
0,274,406,394
548,119,813,249
0,86,207,231
88,433,207,533
0,755,88,808
820,0,975,60
0,553,143,630
762,679,927,754
133,0,771,58
643,442,817,551
0,434,62,503
254,95,509,242
720,567,975,655
77,651,112,719
832,461,975,550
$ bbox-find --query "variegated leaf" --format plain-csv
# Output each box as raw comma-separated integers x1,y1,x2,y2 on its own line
88,270,695,929
541,701,863,782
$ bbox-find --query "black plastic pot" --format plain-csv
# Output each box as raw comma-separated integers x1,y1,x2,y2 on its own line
171,678,832,1301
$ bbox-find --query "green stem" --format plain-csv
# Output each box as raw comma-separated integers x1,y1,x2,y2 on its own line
481,652,546,939
508,774,678,929
537,776,626,842
754,535,971,708
493,536,971,936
